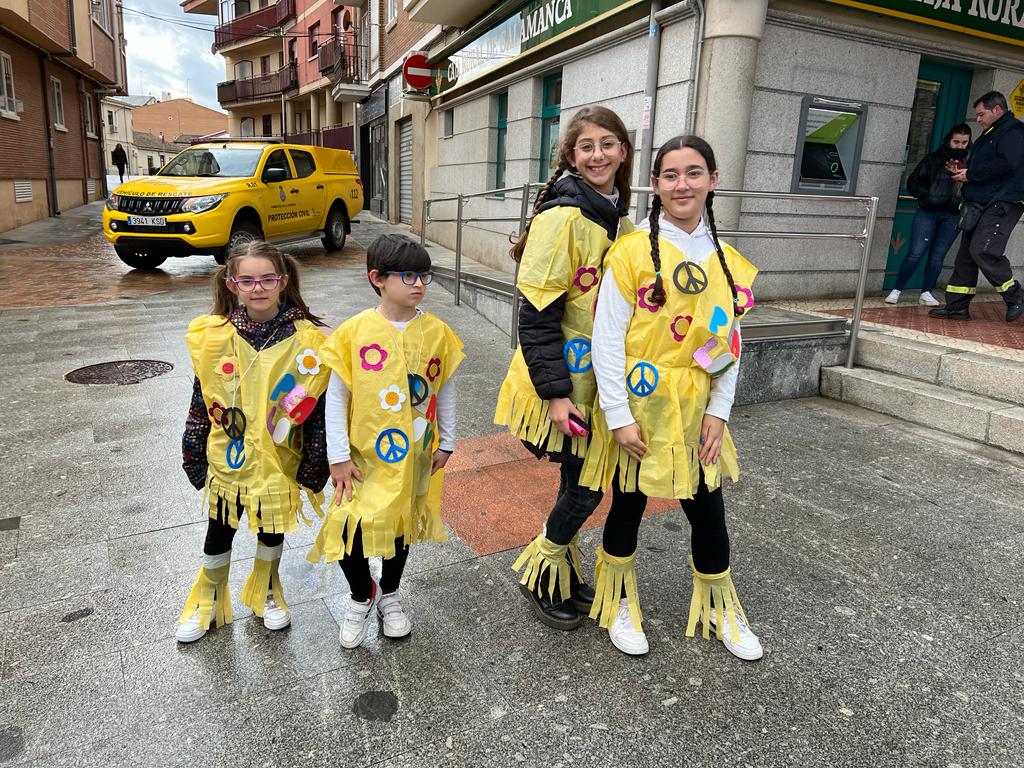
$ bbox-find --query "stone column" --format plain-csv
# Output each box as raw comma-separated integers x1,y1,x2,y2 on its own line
284,99,295,137
311,91,321,132
325,92,338,128
694,0,769,229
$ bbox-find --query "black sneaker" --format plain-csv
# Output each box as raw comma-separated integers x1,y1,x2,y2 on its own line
928,307,970,320
518,582,583,630
1007,300,1024,323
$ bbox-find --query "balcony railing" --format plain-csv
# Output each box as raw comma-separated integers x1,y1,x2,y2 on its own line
214,0,295,51
218,63,297,106
318,38,370,84
285,125,354,150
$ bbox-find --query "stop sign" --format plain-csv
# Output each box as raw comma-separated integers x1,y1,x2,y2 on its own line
403,53,432,90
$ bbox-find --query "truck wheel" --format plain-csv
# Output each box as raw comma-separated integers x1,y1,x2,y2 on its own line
322,205,348,252
222,221,262,262
114,245,168,271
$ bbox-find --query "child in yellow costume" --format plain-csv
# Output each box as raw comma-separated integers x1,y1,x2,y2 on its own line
584,136,764,661
177,242,330,644
308,235,464,649
494,106,634,631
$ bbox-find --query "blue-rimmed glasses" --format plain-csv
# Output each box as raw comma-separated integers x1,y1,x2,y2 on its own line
385,270,434,286
228,275,284,292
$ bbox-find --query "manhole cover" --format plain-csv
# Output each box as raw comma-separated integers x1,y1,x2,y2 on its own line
65,359,173,385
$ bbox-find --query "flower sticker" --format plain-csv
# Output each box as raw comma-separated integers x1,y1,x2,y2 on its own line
637,283,661,313
379,384,407,412
359,343,388,372
670,314,693,342
295,348,321,375
573,266,599,293
735,284,755,311
217,357,237,379
426,357,442,382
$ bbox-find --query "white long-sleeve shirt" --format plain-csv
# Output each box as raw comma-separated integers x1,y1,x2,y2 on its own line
325,315,457,464
592,215,740,431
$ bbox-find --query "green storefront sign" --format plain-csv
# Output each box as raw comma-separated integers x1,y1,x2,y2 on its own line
822,0,1024,47
436,0,641,96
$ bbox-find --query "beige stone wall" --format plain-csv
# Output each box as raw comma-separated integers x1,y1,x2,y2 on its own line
56,179,84,213
0,180,49,232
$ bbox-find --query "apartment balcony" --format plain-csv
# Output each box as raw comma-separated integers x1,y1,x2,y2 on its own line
318,38,371,102
213,0,295,52
218,63,298,106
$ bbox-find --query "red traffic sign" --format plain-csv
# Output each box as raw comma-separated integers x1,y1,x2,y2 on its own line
403,53,432,90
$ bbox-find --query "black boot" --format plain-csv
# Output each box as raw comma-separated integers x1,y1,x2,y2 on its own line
569,566,595,614
929,306,970,320
518,581,583,631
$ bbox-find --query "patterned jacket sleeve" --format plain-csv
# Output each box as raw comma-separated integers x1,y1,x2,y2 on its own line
296,396,329,491
182,376,210,490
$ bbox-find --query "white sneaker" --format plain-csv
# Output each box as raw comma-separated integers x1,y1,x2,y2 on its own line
339,583,378,649
706,610,763,661
608,598,648,656
919,291,940,307
175,608,208,643
377,591,412,638
884,289,901,304
262,594,291,631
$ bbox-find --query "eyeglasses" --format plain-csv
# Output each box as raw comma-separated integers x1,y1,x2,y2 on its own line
574,139,624,155
385,270,434,286
228,275,284,292
656,169,709,184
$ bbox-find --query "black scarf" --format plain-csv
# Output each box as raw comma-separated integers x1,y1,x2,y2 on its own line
535,173,628,241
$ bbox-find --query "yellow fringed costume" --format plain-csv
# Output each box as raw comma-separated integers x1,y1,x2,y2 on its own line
307,309,464,561
581,232,758,500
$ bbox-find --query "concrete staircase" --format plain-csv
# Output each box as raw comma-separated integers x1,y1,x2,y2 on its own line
821,330,1024,455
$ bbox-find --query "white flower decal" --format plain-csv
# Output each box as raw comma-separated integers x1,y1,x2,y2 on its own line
379,384,407,412
296,348,321,375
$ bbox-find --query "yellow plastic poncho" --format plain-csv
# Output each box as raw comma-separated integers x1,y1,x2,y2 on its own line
581,231,758,499
308,309,465,560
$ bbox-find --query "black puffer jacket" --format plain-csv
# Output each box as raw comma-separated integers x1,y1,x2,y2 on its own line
906,147,961,213
964,111,1024,204
517,174,628,400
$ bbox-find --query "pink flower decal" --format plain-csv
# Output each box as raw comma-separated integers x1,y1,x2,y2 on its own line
637,283,661,313
671,314,693,342
573,266,599,293
359,343,388,372
426,357,442,382
735,284,755,311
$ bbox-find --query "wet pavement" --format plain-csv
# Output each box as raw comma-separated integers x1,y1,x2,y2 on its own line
0,204,1022,767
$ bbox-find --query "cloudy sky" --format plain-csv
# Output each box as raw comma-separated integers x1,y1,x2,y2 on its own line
121,0,224,111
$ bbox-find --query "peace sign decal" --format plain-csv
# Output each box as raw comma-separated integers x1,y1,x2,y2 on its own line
408,373,429,407
673,261,708,295
375,428,410,463
563,337,593,374
627,361,659,397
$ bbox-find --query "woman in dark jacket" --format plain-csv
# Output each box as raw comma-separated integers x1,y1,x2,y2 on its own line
112,143,128,183
886,123,972,306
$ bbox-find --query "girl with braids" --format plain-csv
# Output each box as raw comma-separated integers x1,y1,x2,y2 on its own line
494,106,634,632
582,135,763,660
177,241,330,643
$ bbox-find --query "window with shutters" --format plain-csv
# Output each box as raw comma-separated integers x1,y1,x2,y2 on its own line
51,77,66,131
0,52,16,119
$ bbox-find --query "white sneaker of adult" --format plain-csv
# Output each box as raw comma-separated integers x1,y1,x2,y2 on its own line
262,594,291,631
884,289,901,304
608,598,648,656
707,610,763,661
919,291,940,306
377,591,412,638
339,583,378,649
175,607,208,643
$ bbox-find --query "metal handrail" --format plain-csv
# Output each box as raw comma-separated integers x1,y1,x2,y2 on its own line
422,184,878,365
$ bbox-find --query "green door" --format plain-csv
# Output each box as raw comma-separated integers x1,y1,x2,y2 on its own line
883,62,972,290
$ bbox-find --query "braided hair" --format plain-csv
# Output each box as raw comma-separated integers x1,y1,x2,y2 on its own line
648,135,741,316
510,105,634,263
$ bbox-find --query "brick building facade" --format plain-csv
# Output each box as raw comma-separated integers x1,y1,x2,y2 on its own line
0,0,127,232
131,98,228,143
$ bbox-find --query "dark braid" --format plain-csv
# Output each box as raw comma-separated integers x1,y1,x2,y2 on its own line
704,190,741,317
648,196,667,306
509,162,568,263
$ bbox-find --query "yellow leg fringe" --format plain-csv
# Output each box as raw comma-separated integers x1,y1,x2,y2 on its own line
240,545,286,617
588,546,642,631
685,557,747,644
179,562,232,630
511,534,571,603
566,534,584,583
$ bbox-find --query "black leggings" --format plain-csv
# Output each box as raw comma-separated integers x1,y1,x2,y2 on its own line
337,524,410,602
204,516,284,556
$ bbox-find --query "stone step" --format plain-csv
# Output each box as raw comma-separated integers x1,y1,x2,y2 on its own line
854,330,1024,406
821,365,1024,455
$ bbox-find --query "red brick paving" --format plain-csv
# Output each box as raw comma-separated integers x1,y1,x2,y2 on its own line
827,299,1024,350
441,431,675,556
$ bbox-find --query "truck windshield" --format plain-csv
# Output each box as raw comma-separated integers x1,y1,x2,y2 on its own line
159,147,264,178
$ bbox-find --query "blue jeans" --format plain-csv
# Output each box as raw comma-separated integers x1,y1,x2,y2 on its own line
894,208,960,292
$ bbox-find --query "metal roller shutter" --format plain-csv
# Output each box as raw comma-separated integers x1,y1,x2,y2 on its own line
399,118,413,224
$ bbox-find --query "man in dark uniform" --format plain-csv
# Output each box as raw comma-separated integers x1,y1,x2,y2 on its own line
930,91,1024,323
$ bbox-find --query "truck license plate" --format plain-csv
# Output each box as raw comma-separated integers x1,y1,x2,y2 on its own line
127,215,166,226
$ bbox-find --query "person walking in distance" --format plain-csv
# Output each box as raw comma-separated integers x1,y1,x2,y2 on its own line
112,143,128,184
930,92,1024,323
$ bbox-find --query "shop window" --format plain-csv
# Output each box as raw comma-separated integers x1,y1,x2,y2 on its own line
791,96,867,195
50,77,66,130
539,71,561,182
443,108,453,138
0,52,17,118
494,91,508,192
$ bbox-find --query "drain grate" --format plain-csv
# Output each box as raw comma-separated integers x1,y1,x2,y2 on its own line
65,359,174,385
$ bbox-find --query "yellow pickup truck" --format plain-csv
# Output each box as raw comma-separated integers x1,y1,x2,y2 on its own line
102,140,363,270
